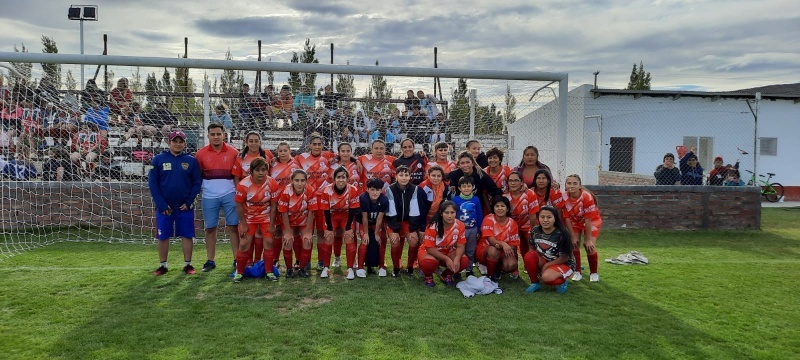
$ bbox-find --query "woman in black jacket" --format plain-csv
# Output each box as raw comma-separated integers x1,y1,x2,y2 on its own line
448,151,500,214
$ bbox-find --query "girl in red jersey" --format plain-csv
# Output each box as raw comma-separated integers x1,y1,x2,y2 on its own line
278,169,317,278
476,196,521,281
314,166,360,279
514,146,553,189
427,141,457,184
562,174,602,283
523,205,575,293
271,141,300,187
358,139,396,188
532,169,565,210
233,157,281,282
504,171,538,266
393,138,428,186
420,165,452,224
484,147,512,193
418,200,469,287
232,131,274,265
330,142,363,268
295,134,335,270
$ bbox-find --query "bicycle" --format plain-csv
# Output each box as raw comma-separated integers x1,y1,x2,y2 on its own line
744,170,784,202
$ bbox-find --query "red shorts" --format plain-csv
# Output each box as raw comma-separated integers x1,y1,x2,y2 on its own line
245,222,273,238
315,210,326,231
418,248,457,261
476,241,516,264
330,212,349,231
572,224,601,239
391,221,413,240
546,263,574,279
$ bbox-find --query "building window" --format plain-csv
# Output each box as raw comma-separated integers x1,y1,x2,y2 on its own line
760,137,777,156
683,136,714,166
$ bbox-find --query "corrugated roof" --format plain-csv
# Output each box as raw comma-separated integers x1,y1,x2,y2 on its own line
590,85,800,102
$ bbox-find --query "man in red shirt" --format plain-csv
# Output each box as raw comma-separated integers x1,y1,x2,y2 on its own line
195,123,240,272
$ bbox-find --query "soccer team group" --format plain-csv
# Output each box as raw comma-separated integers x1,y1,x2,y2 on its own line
148,123,603,293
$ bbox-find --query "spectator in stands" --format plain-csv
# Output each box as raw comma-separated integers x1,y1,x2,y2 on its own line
429,112,447,145
84,99,110,137
293,84,315,129
417,90,440,120
18,99,44,152
42,146,80,181
195,123,241,273
318,84,344,116
514,145,552,189
404,90,419,112
679,147,704,185
353,109,372,144
0,76,9,104
36,78,60,108
211,104,233,130
70,122,106,177
654,152,681,185
94,149,122,181
120,101,158,147
148,100,179,146
80,79,106,111
406,105,428,146
371,119,395,153
1,95,22,147
388,108,403,142
336,106,354,134
707,156,727,186
237,83,255,130
109,78,133,125
337,124,357,147
47,107,78,146
274,85,294,128
2,147,37,180
12,78,35,107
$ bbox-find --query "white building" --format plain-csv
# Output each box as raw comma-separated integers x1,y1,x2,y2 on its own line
507,83,800,196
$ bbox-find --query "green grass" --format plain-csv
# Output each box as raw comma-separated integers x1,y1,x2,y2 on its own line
1,208,799,359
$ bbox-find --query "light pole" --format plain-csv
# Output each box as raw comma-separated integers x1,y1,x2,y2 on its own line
68,5,98,91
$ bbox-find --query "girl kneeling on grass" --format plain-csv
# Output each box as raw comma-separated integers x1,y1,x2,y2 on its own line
234,157,281,282
278,169,317,278
477,196,521,282
562,174,602,283
523,205,575,293
316,166,360,279
418,201,469,287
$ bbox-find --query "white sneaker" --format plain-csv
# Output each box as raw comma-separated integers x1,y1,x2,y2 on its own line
477,264,488,275
590,273,600,282
356,268,367,278
320,267,330,278
378,267,387,277
346,268,355,280
333,257,341,268
571,272,583,281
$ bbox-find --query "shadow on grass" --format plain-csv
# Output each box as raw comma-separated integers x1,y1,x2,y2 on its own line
44,263,759,359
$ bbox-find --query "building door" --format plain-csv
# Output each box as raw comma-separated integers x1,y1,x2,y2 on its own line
609,137,635,173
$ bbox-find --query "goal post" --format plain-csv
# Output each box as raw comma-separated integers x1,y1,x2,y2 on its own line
0,51,568,258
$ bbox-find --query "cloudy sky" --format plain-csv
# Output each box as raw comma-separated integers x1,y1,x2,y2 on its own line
0,0,798,93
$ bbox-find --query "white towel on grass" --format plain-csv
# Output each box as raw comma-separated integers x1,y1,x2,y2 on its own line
456,275,503,298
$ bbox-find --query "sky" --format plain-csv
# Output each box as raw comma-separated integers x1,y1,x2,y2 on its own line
0,0,798,94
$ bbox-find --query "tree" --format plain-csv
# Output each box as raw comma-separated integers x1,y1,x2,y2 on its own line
449,78,469,133
40,35,61,89
267,57,274,87
335,61,356,109
626,61,651,90
219,49,244,96
289,39,319,94
364,60,393,115
129,67,144,102
503,83,517,126
144,72,158,110
9,43,32,86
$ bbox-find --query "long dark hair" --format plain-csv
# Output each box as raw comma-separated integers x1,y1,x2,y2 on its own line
240,131,267,159
490,195,512,217
536,205,572,254
532,169,553,203
430,200,458,238
518,146,548,170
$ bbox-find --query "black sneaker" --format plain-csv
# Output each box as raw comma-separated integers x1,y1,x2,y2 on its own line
454,272,463,282
305,262,312,271
286,269,294,278
405,267,414,276
202,260,216,272
392,268,401,277
293,261,300,271
367,267,376,275
183,264,197,275
152,266,168,276
298,269,310,278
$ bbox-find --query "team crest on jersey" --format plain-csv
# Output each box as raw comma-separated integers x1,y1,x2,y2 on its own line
181,162,189,170
384,163,390,169
417,163,423,169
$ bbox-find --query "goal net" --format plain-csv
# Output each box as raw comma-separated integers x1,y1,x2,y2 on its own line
0,51,566,259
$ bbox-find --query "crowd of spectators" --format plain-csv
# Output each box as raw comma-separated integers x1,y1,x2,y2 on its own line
654,147,742,186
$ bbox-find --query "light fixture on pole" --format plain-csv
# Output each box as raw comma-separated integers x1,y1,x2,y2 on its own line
68,5,98,91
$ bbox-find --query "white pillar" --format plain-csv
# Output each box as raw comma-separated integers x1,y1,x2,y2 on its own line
469,89,477,138
557,77,569,182
79,20,84,91
203,76,211,147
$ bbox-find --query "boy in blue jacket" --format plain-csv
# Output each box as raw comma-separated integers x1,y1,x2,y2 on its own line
452,176,483,276
680,147,704,185
148,130,202,276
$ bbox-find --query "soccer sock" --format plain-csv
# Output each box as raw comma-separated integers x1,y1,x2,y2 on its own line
262,247,274,275
317,238,323,262
160,261,167,268
293,236,303,260
300,247,312,270
544,277,565,286
272,238,282,263
320,243,333,267
459,256,470,273
334,236,343,258
486,258,499,277
406,244,420,269
391,243,404,269
357,243,367,269
184,260,191,267
518,241,530,260
346,242,357,269
523,251,540,283
283,249,293,269
420,258,439,277
588,251,599,274
253,236,264,263
573,248,582,273
236,250,249,275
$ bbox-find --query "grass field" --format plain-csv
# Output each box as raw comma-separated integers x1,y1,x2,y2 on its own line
1,207,798,359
